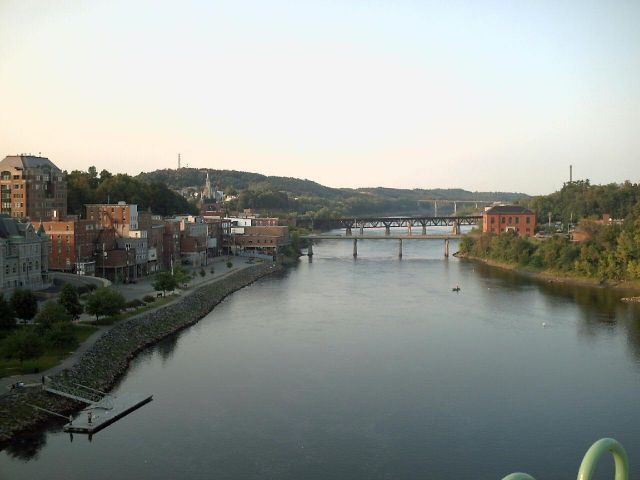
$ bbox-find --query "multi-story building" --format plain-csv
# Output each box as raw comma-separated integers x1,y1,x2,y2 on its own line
0,155,67,220
482,205,536,237
231,226,290,258
85,202,139,238
0,214,50,293
36,219,101,274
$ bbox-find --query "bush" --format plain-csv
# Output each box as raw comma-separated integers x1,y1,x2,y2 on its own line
0,294,16,330
226,261,233,269
59,284,83,319
199,268,206,277
125,299,144,309
45,322,77,349
143,295,156,303
3,328,44,362
209,267,215,274
10,289,37,323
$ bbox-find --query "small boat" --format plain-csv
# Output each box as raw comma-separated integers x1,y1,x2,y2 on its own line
452,286,461,292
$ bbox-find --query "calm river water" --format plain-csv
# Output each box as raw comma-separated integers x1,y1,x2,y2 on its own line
2,233,640,480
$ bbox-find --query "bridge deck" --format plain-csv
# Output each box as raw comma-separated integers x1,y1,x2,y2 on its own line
302,234,462,240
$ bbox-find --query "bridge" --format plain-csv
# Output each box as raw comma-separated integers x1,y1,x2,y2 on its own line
301,215,480,258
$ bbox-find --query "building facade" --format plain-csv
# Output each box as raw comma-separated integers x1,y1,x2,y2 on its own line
0,214,50,293
85,202,139,238
0,155,67,220
37,219,101,273
482,205,536,237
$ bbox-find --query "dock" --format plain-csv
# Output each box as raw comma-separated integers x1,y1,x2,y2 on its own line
39,377,152,435
64,392,153,434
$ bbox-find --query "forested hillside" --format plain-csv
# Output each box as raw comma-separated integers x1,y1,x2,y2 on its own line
66,167,197,216
137,168,529,217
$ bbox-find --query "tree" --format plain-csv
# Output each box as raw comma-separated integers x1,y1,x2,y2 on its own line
85,288,126,320
0,294,16,330
10,289,38,323
152,271,177,296
59,284,83,319
3,328,44,362
172,265,190,287
35,301,71,330
46,322,77,349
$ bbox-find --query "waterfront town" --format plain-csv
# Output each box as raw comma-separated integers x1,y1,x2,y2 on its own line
0,154,290,292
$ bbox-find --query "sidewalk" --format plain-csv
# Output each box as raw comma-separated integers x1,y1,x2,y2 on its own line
1,257,257,392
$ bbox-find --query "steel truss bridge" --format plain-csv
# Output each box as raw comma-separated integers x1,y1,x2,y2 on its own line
335,215,482,236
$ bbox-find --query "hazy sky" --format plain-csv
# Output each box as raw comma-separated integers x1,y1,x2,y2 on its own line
1,0,638,194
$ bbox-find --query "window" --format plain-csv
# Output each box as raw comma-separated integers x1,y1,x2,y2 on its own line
490,217,495,224
501,217,506,224
515,217,519,224
526,217,530,224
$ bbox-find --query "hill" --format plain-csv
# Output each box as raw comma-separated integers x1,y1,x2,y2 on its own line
136,168,529,217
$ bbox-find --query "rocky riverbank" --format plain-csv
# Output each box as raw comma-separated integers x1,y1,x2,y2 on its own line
0,263,283,445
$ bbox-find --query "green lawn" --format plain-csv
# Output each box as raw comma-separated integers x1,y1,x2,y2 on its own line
0,324,98,378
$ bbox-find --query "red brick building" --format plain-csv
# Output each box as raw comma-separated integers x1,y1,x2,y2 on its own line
37,219,101,272
482,205,536,237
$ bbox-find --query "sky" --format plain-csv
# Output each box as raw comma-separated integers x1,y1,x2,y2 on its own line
0,0,638,195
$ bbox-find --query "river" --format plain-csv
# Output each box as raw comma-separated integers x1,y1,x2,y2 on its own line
2,232,640,479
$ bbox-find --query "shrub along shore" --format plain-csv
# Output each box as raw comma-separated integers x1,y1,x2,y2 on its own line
0,262,283,444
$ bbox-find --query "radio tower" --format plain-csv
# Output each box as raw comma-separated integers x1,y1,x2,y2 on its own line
178,153,181,169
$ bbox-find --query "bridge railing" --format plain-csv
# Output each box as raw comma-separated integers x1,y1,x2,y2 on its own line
501,438,628,480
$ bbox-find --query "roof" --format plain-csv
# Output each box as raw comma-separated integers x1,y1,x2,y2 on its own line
0,214,20,238
484,205,534,215
0,155,61,171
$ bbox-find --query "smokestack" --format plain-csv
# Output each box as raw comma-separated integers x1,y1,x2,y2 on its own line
178,153,181,170
570,165,572,183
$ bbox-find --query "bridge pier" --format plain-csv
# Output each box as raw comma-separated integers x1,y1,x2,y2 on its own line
398,239,403,259
452,221,460,235
422,224,427,235
346,226,352,236
444,239,449,257
385,225,390,236
360,225,364,236
407,224,412,236
308,241,313,257
353,238,358,258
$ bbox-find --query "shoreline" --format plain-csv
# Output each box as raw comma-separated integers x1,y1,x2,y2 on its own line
0,262,284,446
454,252,640,294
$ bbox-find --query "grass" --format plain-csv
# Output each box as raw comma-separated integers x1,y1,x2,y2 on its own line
0,324,98,378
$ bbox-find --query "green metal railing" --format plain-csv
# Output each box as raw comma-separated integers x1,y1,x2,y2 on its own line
501,438,628,480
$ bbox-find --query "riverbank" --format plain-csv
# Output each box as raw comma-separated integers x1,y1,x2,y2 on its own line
0,262,284,445
455,252,640,294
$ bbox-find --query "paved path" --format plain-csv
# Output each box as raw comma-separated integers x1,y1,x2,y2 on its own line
1,257,257,393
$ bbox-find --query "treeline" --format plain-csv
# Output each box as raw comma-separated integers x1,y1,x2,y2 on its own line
137,167,529,218
526,180,640,222
460,201,640,281
67,167,197,217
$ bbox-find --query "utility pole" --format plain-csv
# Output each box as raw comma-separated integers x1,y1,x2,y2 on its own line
548,212,552,230
178,153,181,170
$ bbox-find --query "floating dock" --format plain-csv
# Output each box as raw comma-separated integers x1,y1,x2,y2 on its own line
64,392,153,434
40,377,152,435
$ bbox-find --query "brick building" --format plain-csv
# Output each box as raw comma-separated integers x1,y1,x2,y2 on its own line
482,205,536,237
232,226,290,257
85,202,139,237
0,155,67,220
37,219,101,273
